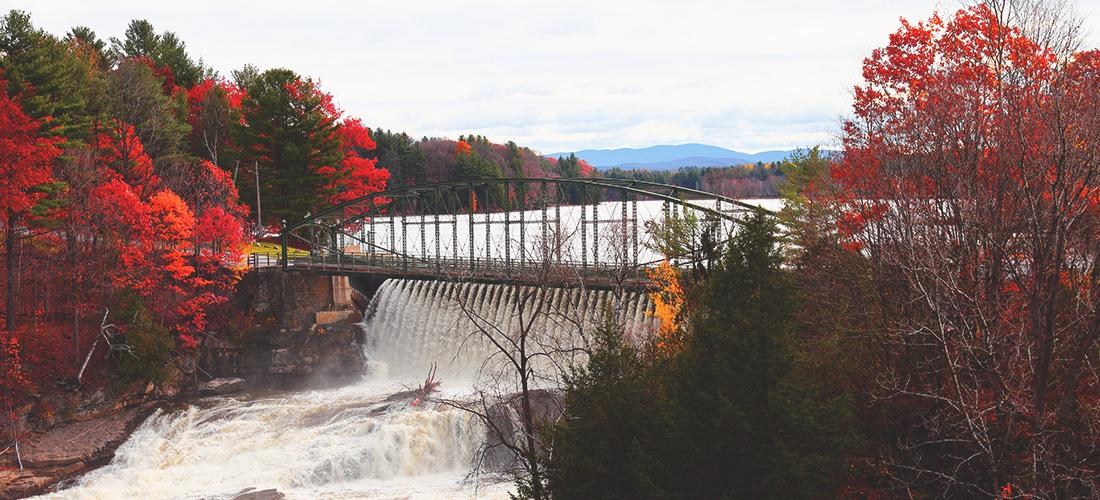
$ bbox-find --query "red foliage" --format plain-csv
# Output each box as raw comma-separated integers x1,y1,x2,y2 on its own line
0,75,61,220
0,331,32,404
340,117,377,151
88,179,151,288
327,118,390,206
577,159,594,177
92,120,160,197
802,4,1100,495
131,56,177,95
186,78,246,134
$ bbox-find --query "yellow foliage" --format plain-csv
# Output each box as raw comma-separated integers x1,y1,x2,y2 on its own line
646,259,687,355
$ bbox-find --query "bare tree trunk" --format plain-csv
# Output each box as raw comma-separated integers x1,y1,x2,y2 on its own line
254,161,262,236
5,209,16,333
5,398,22,470
70,231,79,370
517,351,546,499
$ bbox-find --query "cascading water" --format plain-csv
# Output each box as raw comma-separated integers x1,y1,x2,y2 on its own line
45,278,656,499
361,279,656,381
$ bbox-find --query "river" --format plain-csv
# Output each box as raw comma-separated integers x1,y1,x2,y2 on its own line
45,279,659,499
43,199,781,499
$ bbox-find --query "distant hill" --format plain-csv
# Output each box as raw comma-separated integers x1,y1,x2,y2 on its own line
546,143,816,170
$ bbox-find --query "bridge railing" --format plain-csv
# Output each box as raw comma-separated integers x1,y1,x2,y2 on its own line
277,177,771,285
245,253,281,269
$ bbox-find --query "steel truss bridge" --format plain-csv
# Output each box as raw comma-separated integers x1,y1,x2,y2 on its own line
279,178,770,288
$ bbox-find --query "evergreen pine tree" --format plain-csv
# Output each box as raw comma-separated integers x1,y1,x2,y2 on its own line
110,19,208,88
369,128,426,187
235,68,343,225
548,308,675,500
670,210,859,499
0,10,99,140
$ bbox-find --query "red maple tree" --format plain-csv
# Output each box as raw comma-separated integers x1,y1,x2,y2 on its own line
798,4,1100,496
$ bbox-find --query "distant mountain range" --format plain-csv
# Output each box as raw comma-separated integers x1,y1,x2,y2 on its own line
546,143,822,170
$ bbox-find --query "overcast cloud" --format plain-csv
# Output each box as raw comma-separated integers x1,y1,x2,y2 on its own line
8,0,1100,153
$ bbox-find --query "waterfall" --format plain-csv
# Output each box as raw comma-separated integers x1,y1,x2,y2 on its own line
45,383,494,499
361,279,657,382
46,278,655,499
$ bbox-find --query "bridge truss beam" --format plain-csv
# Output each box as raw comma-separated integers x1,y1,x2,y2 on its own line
280,177,771,287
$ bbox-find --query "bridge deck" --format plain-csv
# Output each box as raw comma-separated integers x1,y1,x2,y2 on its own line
277,255,653,289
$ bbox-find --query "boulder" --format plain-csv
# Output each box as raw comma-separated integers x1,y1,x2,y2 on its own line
231,487,286,500
198,378,246,395
483,389,564,470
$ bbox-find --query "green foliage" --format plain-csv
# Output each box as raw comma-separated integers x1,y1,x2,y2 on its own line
776,147,836,245
0,10,100,140
456,144,502,181
368,128,426,187
556,153,583,178
235,68,343,224
110,19,209,87
457,133,492,146
549,211,861,499
25,180,68,225
669,211,859,498
231,64,260,89
548,307,675,500
505,140,524,176
64,26,110,70
107,58,189,162
456,143,505,206
117,295,175,386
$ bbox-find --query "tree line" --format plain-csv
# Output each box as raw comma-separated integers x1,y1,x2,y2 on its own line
0,10,398,408
0,9,604,420
601,162,786,198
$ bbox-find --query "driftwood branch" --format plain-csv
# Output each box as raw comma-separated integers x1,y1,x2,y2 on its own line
76,308,133,384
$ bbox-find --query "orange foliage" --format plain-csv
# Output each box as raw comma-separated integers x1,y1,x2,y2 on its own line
646,259,686,354
455,140,472,156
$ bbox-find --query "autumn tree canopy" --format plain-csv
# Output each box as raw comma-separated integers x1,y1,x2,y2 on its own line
794,3,1100,496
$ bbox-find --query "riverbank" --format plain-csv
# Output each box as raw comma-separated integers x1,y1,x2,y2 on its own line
0,403,156,498
1,271,371,499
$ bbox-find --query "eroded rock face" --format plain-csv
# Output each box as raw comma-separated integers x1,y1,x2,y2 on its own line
202,271,368,389
254,320,365,382
0,469,55,500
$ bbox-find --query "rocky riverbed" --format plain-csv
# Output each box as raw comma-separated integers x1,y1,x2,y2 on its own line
1,272,371,499
0,405,154,498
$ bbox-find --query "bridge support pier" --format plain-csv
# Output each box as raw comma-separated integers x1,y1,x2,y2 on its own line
332,276,353,307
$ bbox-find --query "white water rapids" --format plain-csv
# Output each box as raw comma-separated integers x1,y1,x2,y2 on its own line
45,279,657,499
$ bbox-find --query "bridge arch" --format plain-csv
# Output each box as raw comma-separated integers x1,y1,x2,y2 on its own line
279,177,772,287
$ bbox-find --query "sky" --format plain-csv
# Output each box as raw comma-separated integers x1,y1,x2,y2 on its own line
7,0,1100,154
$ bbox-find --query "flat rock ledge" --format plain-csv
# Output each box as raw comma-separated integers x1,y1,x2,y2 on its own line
0,404,155,499
199,377,246,395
